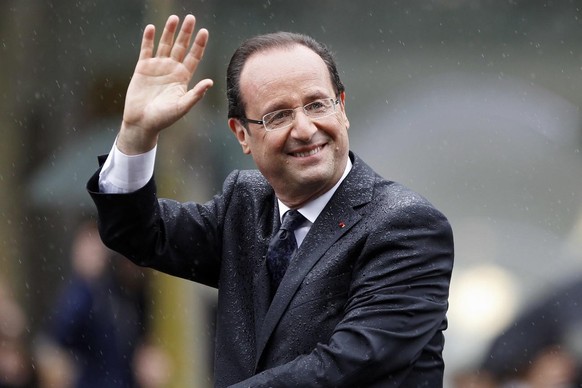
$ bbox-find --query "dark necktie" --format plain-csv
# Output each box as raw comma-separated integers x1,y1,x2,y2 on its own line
266,210,306,290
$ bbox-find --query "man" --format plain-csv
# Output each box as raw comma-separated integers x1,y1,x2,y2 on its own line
41,221,150,388
87,14,454,387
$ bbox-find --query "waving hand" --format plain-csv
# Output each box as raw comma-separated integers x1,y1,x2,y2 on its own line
117,15,214,154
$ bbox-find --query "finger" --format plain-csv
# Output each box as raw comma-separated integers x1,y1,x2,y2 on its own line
183,28,209,74
180,79,214,112
170,14,196,62
155,15,179,57
138,24,156,61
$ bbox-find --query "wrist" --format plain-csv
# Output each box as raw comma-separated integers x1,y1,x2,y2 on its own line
117,122,159,155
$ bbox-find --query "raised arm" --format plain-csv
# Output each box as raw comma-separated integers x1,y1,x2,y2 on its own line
117,14,214,155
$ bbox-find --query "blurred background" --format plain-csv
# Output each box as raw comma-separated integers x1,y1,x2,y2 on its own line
1,0,582,387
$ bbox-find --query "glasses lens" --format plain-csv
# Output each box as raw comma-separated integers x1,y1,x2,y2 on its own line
305,99,335,118
264,109,294,131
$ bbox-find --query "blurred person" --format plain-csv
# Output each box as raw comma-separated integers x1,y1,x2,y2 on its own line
38,220,151,388
87,14,454,387
0,277,36,387
479,275,582,387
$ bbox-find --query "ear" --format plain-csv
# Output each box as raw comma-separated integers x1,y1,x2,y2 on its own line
228,118,251,154
338,91,350,130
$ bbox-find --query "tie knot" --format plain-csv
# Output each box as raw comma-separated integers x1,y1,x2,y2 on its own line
281,210,305,232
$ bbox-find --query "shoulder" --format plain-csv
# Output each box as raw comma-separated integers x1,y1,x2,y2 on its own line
223,169,270,192
221,169,274,205
352,154,441,209
376,181,450,232
351,154,450,227
377,180,435,211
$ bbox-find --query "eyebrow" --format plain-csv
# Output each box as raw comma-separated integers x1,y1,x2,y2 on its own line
261,91,331,115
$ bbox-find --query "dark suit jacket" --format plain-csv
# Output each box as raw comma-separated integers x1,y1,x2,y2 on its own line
87,152,454,387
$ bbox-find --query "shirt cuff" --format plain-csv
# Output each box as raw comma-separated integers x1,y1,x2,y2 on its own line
98,141,156,193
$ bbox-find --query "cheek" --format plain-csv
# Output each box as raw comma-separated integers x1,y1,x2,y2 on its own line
261,132,287,151
335,128,350,154
331,119,349,143
338,112,349,128
342,113,350,130
249,133,283,161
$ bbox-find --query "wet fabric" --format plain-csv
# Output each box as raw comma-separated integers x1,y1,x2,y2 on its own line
87,152,454,387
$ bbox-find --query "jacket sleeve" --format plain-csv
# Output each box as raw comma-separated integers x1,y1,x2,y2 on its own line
86,164,239,288
231,200,454,387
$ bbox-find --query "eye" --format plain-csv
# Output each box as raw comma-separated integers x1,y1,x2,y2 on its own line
305,99,329,114
265,109,293,127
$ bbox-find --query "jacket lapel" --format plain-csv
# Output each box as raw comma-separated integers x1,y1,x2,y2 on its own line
254,153,375,369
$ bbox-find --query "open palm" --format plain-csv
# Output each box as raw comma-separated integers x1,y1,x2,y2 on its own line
119,15,213,154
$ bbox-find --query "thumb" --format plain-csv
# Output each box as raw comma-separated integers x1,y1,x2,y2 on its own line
183,79,214,110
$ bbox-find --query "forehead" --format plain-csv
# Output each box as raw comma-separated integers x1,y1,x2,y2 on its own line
239,45,334,109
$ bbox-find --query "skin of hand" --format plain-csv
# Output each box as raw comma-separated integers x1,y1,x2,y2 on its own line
117,14,214,155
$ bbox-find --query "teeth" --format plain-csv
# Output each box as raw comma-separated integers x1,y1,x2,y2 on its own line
294,146,321,157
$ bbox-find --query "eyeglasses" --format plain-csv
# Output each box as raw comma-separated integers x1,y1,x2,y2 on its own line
243,98,340,132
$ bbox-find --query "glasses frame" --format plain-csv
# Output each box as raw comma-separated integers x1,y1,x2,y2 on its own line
242,98,340,132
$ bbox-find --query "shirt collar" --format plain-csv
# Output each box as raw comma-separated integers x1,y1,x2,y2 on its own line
277,156,353,223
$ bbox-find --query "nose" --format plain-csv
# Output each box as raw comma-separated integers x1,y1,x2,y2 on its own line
290,110,317,141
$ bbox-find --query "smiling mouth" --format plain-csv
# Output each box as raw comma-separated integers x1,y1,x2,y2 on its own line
291,145,323,158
